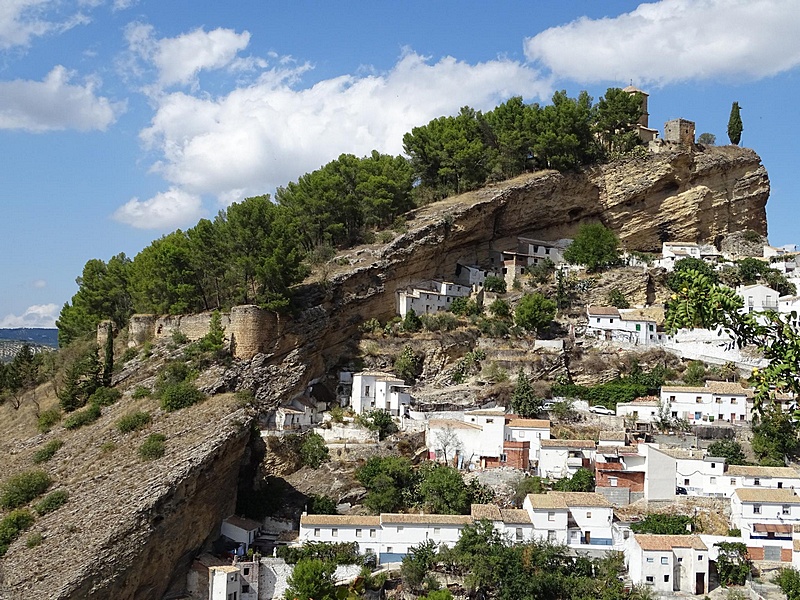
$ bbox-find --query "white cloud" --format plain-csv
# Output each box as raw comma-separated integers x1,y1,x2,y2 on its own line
0,65,125,132
32,279,46,289
136,50,550,205
125,23,251,88
112,187,204,229
0,303,58,328
112,0,137,11
524,0,800,86
0,0,90,50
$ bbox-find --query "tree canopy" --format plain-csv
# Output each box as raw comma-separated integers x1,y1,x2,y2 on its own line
563,223,619,272
727,101,743,145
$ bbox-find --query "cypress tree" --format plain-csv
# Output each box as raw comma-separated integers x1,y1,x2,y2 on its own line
103,323,114,387
727,101,743,145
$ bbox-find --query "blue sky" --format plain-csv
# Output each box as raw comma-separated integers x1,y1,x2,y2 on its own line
1,0,799,328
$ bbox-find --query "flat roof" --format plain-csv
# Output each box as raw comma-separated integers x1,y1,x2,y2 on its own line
464,408,507,416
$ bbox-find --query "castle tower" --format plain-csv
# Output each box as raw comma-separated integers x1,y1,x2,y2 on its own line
623,84,649,129
664,118,696,147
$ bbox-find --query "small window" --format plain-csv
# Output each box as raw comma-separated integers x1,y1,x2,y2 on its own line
386,546,392,553
684,478,690,485
609,477,618,487
365,385,370,396
356,529,362,537
243,568,250,575
610,318,614,323
783,505,791,515
696,396,703,403
547,530,556,542
669,395,676,402
710,477,717,484
433,527,440,535
370,529,376,538
516,528,523,541
635,324,641,331
397,526,404,532
500,453,508,462
664,575,670,583
242,584,250,593
698,554,703,561
646,576,654,584
586,511,592,519
754,478,761,486
314,528,320,537
331,528,338,537
548,511,555,521
711,463,716,468
754,504,761,514
715,397,722,403
646,557,654,563
649,324,654,331
678,557,683,563
730,478,737,485
731,398,738,404
661,557,669,565
486,418,494,424
519,431,526,438
596,318,601,323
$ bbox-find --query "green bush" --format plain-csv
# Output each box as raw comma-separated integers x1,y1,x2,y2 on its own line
25,532,43,548
300,433,330,468
160,381,204,412
132,385,151,399
0,509,34,556
63,403,101,430
139,433,166,460
89,386,122,407
308,494,338,515
34,490,69,516
37,408,61,433
0,470,52,509
32,440,64,464
116,411,152,433
277,541,361,565
630,514,692,535
483,275,507,293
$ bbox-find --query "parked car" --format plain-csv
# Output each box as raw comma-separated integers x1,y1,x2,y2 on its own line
542,402,556,411
676,486,688,495
589,405,615,415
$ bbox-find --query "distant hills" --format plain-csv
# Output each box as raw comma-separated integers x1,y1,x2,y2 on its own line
0,328,58,347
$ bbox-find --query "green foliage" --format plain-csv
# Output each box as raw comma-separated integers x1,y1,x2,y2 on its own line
511,369,543,417
63,402,101,430
32,440,64,464
37,408,61,433
708,439,747,465
0,509,34,556
606,288,630,309
669,257,719,287
664,269,748,334
512,475,547,505
751,404,799,464
594,88,645,154
630,514,692,535
58,345,102,412
488,299,510,319
552,468,595,492
34,490,69,516
514,293,556,333
0,470,52,509
132,385,151,399
138,433,166,461
394,345,419,383
727,101,743,145
527,258,556,283
103,322,114,387
25,532,43,548
89,386,121,407
277,541,361,565
552,363,666,409
308,494,338,515
198,310,225,351
285,558,337,600
300,433,329,468
116,411,152,433
563,223,619,272
683,361,707,386
402,539,438,590
698,132,716,145
450,297,481,316
356,409,399,441
356,456,415,513
483,275,507,293
715,541,751,586
775,568,800,600
160,381,204,412
402,308,422,333
419,464,469,514
420,312,458,332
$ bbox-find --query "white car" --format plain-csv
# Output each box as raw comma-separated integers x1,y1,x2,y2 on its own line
589,405,615,415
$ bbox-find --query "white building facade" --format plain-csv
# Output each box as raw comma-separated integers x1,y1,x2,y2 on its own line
396,280,472,317
350,371,411,415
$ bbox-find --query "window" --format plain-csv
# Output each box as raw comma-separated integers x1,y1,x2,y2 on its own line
678,557,683,563
696,396,703,403
500,453,508,462
609,477,618,487
586,511,592,519
684,478,690,485
783,505,791,515
649,324,654,331
486,418,494,424
433,527,440,535
516,528,523,541
547,530,556,542
730,478,737,485
370,529,376,538
331,528,338,537
669,395,676,401
698,554,703,561
731,398,738,404
754,478,761,486
519,431,526,438
596,318,601,323
753,504,761,514
715,397,722,403
664,575,670,583
779,482,784,488
645,576,654,584
242,585,250,593
711,463,716,468
397,526,404,532
243,568,250,576
314,528,320,537
386,546,392,553
610,318,614,323
636,324,641,331
646,557,654,563
356,529,362,537
710,477,717,484
548,512,555,521
365,385,370,397
661,557,669,565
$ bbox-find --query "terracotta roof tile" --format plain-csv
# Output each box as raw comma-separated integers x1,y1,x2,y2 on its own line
471,504,502,520
300,515,381,526
381,514,474,525
587,306,620,317
507,419,550,428
734,488,800,504
727,465,800,478
549,492,611,508
540,439,596,449
500,509,532,524
634,534,707,551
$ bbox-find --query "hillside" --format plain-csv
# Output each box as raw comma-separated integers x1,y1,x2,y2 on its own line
0,144,769,599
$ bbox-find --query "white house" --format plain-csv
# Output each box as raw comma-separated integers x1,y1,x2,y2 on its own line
626,534,708,595
595,443,676,505
660,382,754,424
454,263,489,289
725,465,800,495
350,371,411,415
524,492,617,551
517,237,572,266
538,439,596,480
426,418,485,467
616,397,661,427
396,280,472,317
737,284,780,315
731,488,800,562
209,565,245,600
585,306,663,346
662,242,702,260
221,516,262,554
505,418,551,461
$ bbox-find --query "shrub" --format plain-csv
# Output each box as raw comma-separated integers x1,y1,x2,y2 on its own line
171,329,189,344
0,509,34,556
329,406,344,423
139,433,166,460
300,433,330,468
116,411,152,433
34,490,69,516
37,408,61,433
25,532,43,548
63,403,101,430
489,299,510,319
132,386,151,399
450,297,481,316
32,440,64,464
160,381,204,412
89,386,122,407
606,288,630,309
515,293,557,333
394,345,419,383
308,494,338,515
120,347,138,363
631,514,692,535
100,441,116,454
0,470,52,509
401,309,422,333
483,275,507,293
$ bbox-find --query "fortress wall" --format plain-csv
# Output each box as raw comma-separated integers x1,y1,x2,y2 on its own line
230,305,275,360
127,315,156,347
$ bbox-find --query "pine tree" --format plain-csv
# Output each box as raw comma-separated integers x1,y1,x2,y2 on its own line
727,101,743,145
